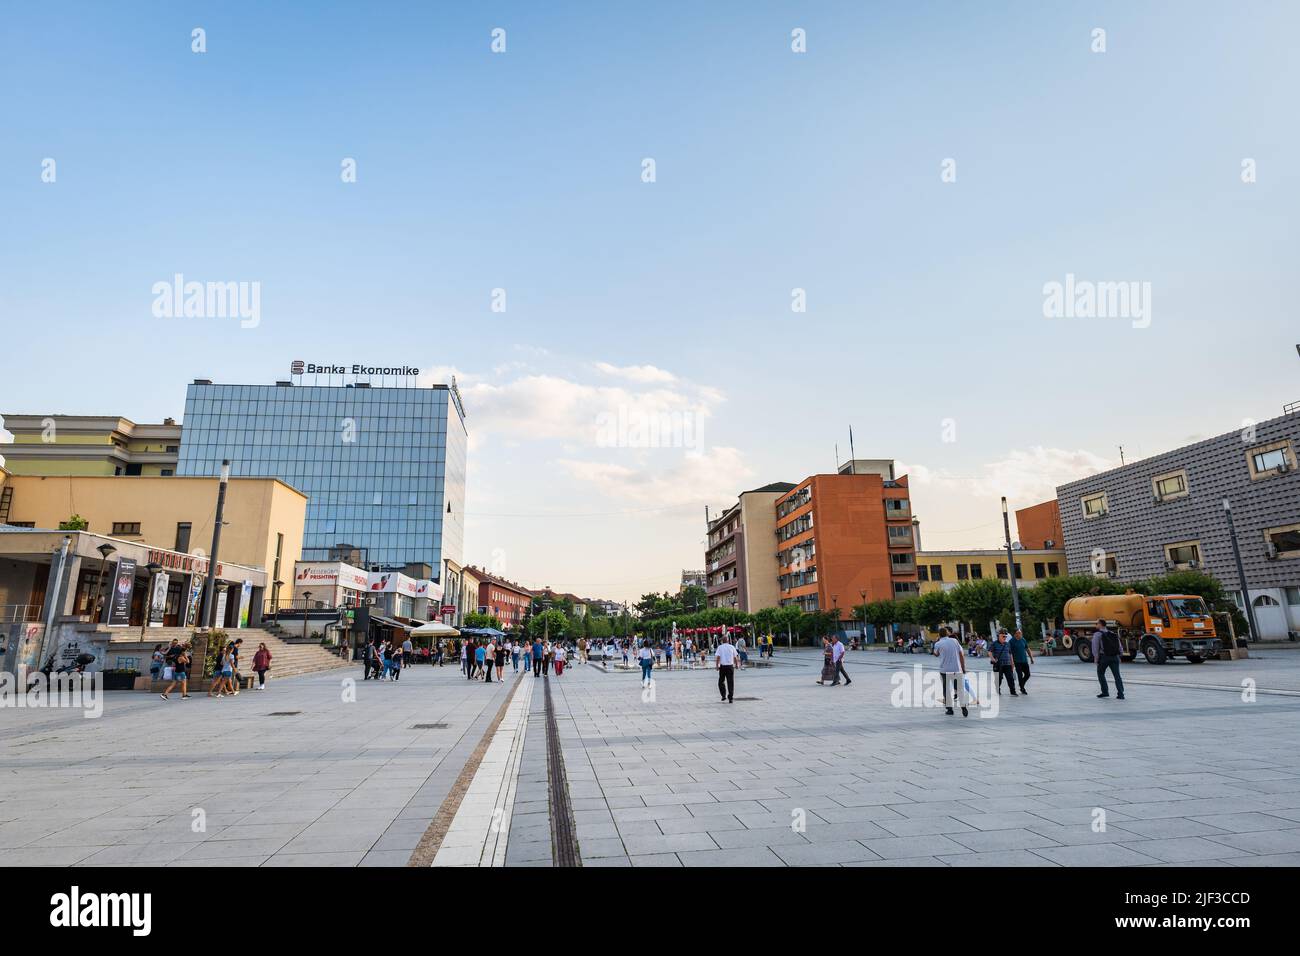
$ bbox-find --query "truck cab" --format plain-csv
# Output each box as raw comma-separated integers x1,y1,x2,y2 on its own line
1139,595,1221,663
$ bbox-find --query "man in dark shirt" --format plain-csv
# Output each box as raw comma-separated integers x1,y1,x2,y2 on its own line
1091,619,1126,700
1008,629,1034,694
990,630,1018,696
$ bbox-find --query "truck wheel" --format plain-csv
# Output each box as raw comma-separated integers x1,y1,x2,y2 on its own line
1076,638,1093,663
1186,654,1204,664
1141,636,1167,665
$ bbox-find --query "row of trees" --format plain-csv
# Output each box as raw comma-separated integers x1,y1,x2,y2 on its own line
854,569,1250,639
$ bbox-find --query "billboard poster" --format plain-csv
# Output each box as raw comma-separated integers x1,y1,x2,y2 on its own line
238,581,252,628
148,572,170,627
107,558,137,627
214,589,229,629
185,576,204,628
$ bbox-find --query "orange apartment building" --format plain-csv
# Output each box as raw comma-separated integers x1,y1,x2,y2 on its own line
1015,499,1064,549
774,460,919,623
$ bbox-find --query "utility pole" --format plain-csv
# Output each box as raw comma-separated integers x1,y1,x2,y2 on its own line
1001,496,1023,632
1223,499,1261,644
202,460,230,630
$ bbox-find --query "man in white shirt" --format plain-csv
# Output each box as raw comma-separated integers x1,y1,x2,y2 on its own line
829,636,851,686
932,627,968,717
715,639,738,702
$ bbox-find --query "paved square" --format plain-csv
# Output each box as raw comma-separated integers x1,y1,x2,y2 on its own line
2,648,1299,867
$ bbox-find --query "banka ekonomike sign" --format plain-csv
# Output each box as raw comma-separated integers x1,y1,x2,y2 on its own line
291,360,419,377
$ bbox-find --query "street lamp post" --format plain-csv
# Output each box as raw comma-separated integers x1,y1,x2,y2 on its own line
832,594,839,642
92,543,116,622
1223,499,1261,645
859,588,867,646
302,591,313,642
1001,497,1023,632
202,459,231,630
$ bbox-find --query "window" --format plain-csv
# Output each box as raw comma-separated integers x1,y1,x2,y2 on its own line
956,563,969,581
930,565,943,582
160,469,174,476
1091,551,1119,576
175,522,192,552
6,521,35,528
1247,440,1295,480
1164,540,1202,568
1263,523,1300,558
1033,562,1046,579
1081,492,1108,518
111,522,141,535
1152,469,1188,501
1286,587,1300,606
996,563,1007,580
1047,562,1060,577
166,445,179,453
125,463,142,476
969,563,983,580
917,565,929,582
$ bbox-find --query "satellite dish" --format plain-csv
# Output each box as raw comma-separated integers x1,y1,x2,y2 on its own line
1012,541,1024,550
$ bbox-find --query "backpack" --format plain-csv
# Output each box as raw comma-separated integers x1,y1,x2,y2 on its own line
1100,629,1121,657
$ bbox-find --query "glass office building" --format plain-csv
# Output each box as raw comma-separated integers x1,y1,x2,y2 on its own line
177,380,466,579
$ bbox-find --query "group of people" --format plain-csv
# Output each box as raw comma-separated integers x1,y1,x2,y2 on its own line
363,637,413,680
459,636,571,683
927,617,1125,716
156,636,274,700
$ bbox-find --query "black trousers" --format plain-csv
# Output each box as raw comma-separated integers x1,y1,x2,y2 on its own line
1097,655,1125,697
832,660,851,685
1014,661,1030,691
484,662,493,683
996,664,1018,694
717,665,735,701
533,656,542,676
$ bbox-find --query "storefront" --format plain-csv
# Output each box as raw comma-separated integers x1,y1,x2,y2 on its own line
292,560,370,609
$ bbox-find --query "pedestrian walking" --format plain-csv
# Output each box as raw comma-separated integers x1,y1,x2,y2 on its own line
1092,618,1126,700
149,644,164,684
159,643,191,700
482,641,495,683
554,642,567,676
830,634,851,686
392,642,404,680
1009,628,1034,694
253,642,272,689
512,640,521,673
932,627,969,717
532,638,544,676
637,642,654,683
817,637,835,685
990,630,1018,696
495,640,506,679
715,637,737,703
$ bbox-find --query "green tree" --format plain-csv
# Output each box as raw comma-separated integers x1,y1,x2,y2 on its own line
527,609,570,640
462,611,500,629
947,579,1013,636
861,600,899,643
913,590,953,631
58,514,89,531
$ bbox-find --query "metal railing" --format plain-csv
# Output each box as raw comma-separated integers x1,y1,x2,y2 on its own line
0,605,43,624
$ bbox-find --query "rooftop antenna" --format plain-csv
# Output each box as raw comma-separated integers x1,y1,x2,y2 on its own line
1118,445,1125,466
834,443,840,474
849,426,857,474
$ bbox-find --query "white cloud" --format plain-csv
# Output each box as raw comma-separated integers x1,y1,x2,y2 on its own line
556,447,754,507
900,446,1115,505
593,362,678,384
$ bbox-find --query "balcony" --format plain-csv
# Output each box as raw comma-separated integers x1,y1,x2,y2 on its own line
887,532,914,549
890,559,916,575
884,503,912,521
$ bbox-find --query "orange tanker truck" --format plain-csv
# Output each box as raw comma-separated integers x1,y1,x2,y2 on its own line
1062,591,1221,665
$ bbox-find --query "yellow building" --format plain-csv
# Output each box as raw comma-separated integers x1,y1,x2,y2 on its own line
0,473,306,616
915,548,1068,594
0,414,182,477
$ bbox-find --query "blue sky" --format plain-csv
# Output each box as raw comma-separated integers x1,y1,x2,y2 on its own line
2,1,1297,600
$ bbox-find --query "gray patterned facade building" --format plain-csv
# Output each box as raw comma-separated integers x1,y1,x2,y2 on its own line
1057,408,1300,640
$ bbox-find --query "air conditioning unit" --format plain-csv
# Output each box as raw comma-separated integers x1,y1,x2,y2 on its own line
1266,543,1279,560
1164,560,1175,570
1187,560,1199,569
1045,539,1056,548
1276,462,1291,474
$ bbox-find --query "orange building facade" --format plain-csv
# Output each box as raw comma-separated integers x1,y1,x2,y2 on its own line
774,468,919,621
1015,499,1064,550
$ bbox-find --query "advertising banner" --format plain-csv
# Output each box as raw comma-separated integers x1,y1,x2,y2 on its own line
106,558,137,627
185,576,204,628
148,572,169,627
238,581,252,628
214,589,229,629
